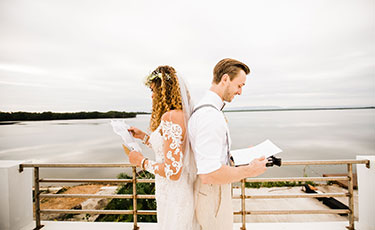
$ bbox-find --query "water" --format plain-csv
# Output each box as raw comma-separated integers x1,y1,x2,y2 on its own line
226,109,375,178
0,109,374,180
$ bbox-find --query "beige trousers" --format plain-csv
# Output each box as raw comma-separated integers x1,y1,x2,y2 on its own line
194,177,233,230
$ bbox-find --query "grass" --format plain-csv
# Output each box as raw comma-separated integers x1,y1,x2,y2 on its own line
245,181,316,188
95,171,157,223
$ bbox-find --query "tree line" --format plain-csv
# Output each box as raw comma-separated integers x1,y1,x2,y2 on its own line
0,111,138,121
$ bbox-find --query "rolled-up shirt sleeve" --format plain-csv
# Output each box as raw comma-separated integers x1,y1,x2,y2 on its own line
189,109,226,175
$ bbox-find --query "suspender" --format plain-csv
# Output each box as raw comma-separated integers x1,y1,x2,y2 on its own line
191,104,233,166
192,104,218,115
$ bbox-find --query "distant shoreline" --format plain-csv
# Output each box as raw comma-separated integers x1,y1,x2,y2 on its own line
0,111,138,122
0,107,373,122
0,121,20,125
223,106,375,113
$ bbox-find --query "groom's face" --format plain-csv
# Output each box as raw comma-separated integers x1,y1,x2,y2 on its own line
223,70,247,102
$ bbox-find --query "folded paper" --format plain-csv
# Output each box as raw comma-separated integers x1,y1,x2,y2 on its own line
110,119,142,154
231,139,282,166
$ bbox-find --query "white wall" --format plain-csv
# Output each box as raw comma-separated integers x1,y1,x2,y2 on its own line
0,161,33,230
357,155,375,230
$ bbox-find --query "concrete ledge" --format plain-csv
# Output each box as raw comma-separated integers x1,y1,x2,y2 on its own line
357,155,375,230
22,221,354,230
0,160,33,230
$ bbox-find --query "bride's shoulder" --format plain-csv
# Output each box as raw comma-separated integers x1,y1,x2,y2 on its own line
161,110,183,120
161,110,185,126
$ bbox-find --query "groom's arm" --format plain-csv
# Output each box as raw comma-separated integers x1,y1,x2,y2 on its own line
189,108,267,184
199,156,267,184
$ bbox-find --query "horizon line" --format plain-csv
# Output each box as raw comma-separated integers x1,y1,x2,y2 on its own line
1,105,374,114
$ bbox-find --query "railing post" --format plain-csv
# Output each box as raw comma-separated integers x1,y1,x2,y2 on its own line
34,167,44,230
347,164,355,230
132,166,139,230
240,179,246,230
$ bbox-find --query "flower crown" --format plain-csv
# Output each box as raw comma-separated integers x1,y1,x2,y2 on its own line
144,70,171,86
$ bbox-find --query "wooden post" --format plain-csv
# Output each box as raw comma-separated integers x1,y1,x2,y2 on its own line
347,164,355,230
132,166,139,230
34,167,44,230
240,179,246,230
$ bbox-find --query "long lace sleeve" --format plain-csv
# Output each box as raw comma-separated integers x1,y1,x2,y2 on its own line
144,112,185,181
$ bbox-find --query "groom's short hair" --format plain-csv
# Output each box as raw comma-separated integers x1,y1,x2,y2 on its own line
213,58,250,84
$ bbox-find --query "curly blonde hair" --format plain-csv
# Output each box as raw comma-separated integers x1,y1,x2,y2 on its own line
145,66,183,131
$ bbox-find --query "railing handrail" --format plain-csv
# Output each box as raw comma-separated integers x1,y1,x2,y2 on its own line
19,159,370,169
23,159,370,230
19,163,133,172
37,178,155,183
282,159,369,166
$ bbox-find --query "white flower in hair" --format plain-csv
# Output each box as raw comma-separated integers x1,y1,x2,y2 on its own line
144,70,171,86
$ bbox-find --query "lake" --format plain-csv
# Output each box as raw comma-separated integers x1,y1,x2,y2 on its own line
0,109,374,180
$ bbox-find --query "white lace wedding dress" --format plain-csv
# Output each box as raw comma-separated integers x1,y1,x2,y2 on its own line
146,120,197,230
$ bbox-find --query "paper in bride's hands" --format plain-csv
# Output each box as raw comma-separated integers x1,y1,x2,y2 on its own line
110,120,142,155
231,139,282,166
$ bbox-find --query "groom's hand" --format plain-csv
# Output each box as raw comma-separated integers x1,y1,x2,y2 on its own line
244,156,267,177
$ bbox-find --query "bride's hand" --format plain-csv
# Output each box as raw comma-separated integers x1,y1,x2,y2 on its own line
122,144,131,156
129,150,144,167
128,126,146,140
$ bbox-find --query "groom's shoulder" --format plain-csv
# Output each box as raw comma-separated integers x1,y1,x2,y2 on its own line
189,105,223,124
192,102,220,115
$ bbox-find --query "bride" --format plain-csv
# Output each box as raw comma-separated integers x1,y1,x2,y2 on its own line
127,66,198,230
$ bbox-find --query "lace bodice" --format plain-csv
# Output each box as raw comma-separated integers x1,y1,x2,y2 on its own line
145,117,197,229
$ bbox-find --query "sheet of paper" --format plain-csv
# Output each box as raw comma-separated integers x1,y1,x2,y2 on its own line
110,119,142,153
231,139,282,166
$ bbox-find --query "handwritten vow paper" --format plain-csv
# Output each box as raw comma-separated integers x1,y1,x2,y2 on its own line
231,139,282,166
110,120,142,155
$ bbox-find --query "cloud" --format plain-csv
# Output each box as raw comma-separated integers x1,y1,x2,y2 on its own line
0,80,48,88
0,63,48,76
0,0,373,112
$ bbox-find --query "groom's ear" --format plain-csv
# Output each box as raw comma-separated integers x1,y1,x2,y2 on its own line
221,74,230,85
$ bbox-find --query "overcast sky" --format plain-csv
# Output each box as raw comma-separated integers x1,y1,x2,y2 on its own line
0,0,374,112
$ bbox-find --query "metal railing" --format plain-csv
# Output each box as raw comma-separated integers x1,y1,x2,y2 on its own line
20,163,156,230
19,159,370,230
234,159,369,230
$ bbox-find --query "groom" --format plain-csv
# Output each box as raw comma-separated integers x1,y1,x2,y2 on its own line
188,58,268,229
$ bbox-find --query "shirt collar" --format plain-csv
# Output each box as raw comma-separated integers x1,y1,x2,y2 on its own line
206,90,225,111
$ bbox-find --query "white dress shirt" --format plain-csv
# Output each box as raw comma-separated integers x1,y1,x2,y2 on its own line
188,90,232,175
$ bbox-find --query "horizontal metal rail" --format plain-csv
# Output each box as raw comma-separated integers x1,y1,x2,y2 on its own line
38,178,155,184
41,192,348,200
38,176,347,184
21,163,133,168
232,192,348,199
19,159,370,170
245,176,348,183
41,209,157,215
40,194,156,199
281,159,369,166
234,209,350,215
40,178,133,183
